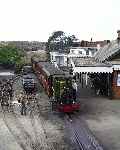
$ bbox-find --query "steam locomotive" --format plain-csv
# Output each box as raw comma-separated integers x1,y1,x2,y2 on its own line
31,57,80,113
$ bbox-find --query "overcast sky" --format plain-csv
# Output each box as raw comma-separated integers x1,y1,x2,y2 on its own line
0,0,119,41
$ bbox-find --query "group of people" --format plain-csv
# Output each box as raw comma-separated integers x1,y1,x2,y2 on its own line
0,78,13,110
0,77,38,115
89,73,109,96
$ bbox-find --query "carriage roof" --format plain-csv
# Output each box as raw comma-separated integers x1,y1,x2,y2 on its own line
32,57,72,78
37,61,65,76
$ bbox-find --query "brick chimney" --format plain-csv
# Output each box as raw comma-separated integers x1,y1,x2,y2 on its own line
90,38,93,42
117,30,120,42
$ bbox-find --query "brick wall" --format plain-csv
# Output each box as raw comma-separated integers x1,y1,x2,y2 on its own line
112,70,120,99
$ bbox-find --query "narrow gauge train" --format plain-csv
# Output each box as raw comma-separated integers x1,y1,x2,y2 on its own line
31,57,80,113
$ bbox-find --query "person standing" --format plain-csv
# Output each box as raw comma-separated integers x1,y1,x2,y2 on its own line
21,95,27,115
18,92,27,115
0,84,2,103
18,91,23,103
72,80,78,101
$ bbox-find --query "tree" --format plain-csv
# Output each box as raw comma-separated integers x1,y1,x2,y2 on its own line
0,44,25,71
46,31,78,60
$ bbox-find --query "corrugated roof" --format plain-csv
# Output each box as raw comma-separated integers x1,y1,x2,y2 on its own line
72,57,112,67
95,40,120,62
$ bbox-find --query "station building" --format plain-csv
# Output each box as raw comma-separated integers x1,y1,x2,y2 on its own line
95,31,120,99
70,31,120,99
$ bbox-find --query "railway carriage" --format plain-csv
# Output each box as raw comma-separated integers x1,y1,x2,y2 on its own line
31,57,80,113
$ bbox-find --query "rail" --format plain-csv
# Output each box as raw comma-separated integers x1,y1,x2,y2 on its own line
65,114,103,150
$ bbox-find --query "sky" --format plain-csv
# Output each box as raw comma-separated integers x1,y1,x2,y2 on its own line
0,0,119,41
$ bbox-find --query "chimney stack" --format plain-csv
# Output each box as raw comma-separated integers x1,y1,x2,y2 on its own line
117,30,120,42
90,38,93,42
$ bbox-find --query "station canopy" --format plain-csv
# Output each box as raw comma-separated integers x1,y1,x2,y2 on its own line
72,57,113,73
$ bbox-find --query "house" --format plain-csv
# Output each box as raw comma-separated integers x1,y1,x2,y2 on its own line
68,47,96,57
49,37,110,67
49,37,109,67
80,39,110,49
50,47,97,67
50,51,68,66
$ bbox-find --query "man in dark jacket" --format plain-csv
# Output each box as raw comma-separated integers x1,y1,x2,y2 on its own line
21,99,26,115
20,94,27,115
72,80,78,101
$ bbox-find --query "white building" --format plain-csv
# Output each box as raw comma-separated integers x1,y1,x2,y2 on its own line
68,47,93,57
50,47,97,67
50,51,68,66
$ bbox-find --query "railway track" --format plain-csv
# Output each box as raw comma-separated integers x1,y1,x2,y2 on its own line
37,103,56,150
65,113,104,150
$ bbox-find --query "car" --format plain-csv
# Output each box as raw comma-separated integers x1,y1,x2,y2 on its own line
22,75,36,93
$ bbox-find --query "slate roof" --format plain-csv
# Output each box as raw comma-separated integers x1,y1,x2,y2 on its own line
72,57,112,67
95,40,120,62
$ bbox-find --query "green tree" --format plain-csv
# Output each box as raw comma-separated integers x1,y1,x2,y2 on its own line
46,31,77,60
0,44,25,71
